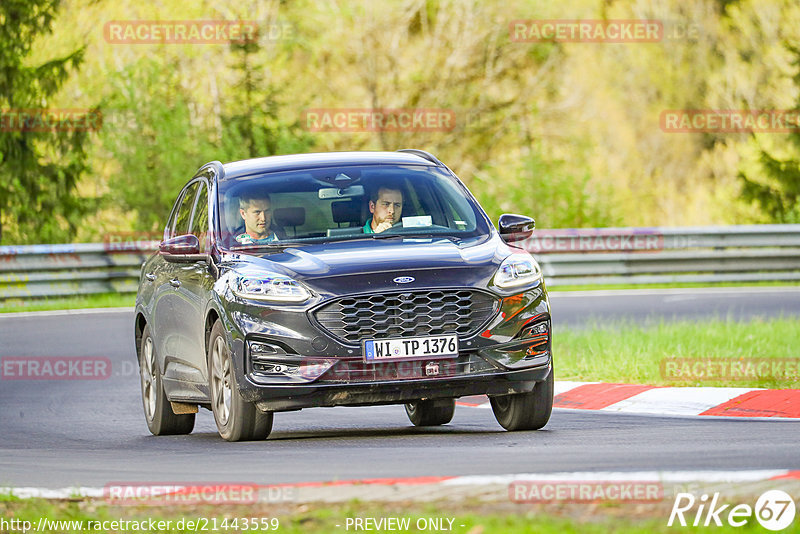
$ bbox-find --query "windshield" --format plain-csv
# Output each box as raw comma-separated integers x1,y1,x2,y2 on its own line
216,164,491,249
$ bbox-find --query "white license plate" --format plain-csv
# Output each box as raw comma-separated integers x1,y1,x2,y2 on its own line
363,334,458,362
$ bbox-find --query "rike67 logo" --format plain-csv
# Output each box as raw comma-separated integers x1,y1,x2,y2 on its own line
668,490,796,530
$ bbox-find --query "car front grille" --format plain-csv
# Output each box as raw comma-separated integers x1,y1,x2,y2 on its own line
312,289,499,345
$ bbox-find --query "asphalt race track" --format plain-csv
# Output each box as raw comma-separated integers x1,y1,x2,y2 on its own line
1,288,798,488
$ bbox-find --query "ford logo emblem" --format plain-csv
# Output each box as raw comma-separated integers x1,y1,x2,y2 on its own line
393,276,415,284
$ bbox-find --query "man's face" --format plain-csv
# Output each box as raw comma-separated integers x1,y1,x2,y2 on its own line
369,188,403,229
240,198,272,239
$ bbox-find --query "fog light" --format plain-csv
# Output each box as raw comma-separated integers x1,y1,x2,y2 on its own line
253,361,300,375
527,322,548,335
251,358,337,380
248,341,286,361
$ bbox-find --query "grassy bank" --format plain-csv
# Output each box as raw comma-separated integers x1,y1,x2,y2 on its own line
548,281,800,292
556,318,800,388
0,293,135,313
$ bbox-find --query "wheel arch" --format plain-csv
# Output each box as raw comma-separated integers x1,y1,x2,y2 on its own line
204,307,221,359
134,312,148,366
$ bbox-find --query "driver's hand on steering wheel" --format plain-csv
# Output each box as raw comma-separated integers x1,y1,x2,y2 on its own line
374,220,395,233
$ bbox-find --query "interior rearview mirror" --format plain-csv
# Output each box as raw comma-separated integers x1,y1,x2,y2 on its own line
318,185,365,199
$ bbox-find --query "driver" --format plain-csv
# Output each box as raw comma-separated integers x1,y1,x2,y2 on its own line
363,186,403,234
235,192,282,244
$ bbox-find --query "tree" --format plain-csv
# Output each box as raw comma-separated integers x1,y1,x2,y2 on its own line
100,57,213,233
0,0,94,244
220,37,313,161
738,48,800,223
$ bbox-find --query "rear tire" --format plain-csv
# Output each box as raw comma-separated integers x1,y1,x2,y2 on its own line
208,319,273,441
490,367,553,431
139,324,195,435
405,399,456,426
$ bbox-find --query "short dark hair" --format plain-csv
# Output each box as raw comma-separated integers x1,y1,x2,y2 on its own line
369,182,403,203
239,191,271,210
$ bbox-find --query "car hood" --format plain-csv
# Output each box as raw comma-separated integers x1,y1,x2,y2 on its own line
221,235,515,295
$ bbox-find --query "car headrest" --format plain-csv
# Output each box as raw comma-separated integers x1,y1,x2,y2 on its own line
331,199,362,224
273,207,305,227
225,200,243,237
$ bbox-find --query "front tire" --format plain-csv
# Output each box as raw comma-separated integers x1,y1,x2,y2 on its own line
405,399,456,426
490,367,553,431
208,319,273,441
139,324,195,435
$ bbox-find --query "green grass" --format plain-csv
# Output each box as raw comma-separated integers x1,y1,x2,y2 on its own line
549,281,800,291
1,497,789,533
557,318,800,388
0,292,135,313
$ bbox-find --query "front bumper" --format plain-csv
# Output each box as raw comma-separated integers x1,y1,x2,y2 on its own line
246,362,552,412
219,283,552,411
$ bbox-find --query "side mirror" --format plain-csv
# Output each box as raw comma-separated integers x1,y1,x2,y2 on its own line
498,214,535,243
159,234,205,262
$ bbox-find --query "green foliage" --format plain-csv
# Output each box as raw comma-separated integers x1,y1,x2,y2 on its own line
473,148,620,228
740,153,800,223
99,57,215,232
0,0,93,244
99,45,313,234
220,39,313,162
738,45,800,223
4,0,800,243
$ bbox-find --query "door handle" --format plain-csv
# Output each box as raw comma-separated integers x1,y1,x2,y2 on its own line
169,278,181,288
144,273,156,282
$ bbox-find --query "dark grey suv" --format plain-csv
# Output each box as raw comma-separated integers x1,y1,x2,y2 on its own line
134,150,553,441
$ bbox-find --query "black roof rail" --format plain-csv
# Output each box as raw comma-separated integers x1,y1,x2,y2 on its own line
397,149,443,166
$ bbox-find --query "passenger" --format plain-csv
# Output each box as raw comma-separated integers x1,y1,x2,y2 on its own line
235,192,282,244
363,186,403,233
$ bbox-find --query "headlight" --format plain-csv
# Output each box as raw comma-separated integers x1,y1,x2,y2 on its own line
229,273,310,302
494,253,543,289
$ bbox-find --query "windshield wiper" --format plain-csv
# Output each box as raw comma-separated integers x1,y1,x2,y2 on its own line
229,242,306,252
370,232,462,243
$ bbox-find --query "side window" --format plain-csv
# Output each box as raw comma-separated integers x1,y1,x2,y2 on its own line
164,197,181,241
189,182,209,251
172,182,200,237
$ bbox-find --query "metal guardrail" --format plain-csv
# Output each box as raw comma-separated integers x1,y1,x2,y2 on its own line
525,225,800,286
0,225,799,299
0,242,156,299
